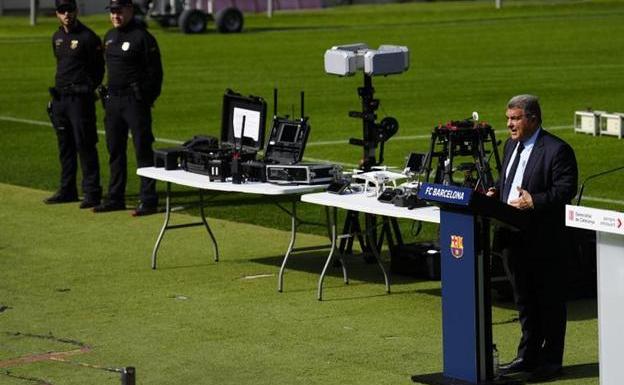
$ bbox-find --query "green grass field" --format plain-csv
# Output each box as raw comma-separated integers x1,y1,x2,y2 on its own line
1,0,622,383
0,183,599,385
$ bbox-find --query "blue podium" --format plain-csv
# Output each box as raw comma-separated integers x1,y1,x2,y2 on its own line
415,183,528,385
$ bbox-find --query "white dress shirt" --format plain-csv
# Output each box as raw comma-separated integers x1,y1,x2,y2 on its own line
505,128,541,204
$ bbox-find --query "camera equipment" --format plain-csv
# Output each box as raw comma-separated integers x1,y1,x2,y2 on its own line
378,187,402,203
325,43,409,261
241,160,267,182
422,113,502,192
393,184,427,209
264,89,311,165
154,146,185,170
180,89,267,181
327,178,352,195
324,43,409,77
404,152,426,175
231,115,246,184
266,163,335,184
324,43,408,171
264,88,335,185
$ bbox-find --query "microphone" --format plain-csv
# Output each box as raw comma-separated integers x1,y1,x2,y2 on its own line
576,165,624,205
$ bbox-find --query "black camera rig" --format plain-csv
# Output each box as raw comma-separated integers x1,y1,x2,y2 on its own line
423,116,502,192
324,43,408,171
348,74,399,171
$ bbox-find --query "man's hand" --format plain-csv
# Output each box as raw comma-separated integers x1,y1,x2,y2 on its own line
486,187,497,198
510,187,534,210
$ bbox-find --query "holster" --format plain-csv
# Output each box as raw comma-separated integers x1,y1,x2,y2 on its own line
97,85,109,109
48,87,60,100
47,87,62,131
130,82,143,102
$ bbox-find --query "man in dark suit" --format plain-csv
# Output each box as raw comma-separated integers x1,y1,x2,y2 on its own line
488,95,578,382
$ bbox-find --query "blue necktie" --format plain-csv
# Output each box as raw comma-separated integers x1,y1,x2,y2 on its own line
502,143,525,203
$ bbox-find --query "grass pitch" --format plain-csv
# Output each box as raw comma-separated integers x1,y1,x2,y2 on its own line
0,183,599,384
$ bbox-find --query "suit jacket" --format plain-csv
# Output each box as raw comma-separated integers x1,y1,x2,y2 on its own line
496,129,578,258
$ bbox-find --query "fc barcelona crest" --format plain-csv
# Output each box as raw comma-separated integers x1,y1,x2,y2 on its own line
450,235,464,259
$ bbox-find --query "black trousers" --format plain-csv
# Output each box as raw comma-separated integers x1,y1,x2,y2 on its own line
104,94,157,206
498,229,567,367
50,93,101,200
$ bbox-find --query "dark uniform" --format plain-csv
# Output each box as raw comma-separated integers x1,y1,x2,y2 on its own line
47,4,104,207
97,1,163,215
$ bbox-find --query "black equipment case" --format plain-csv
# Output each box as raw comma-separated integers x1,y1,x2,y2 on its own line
154,146,185,170
264,116,311,165
181,90,267,181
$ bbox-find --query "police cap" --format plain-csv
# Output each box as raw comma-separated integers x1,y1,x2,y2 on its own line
107,0,133,10
55,0,77,12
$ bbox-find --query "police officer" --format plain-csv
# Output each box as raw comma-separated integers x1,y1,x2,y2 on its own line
46,0,104,208
94,0,163,216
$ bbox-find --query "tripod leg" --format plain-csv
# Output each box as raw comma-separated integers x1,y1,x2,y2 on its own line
338,210,353,255
362,214,377,263
365,217,390,294
390,217,403,246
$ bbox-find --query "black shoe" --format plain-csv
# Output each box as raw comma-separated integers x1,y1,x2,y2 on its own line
79,198,101,209
132,202,158,217
527,364,562,383
93,200,126,213
43,191,79,205
499,357,536,375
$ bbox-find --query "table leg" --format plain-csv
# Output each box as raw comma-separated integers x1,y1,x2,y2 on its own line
151,182,172,269
278,200,298,292
327,207,348,284
318,207,347,301
199,189,219,262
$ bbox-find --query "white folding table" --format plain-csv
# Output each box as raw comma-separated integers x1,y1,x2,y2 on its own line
137,167,328,270
300,191,440,300
565,205,624,385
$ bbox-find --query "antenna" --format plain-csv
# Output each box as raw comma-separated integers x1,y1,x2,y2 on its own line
231,115,246,185
300,91,305,118
238,115,246,151
273,88,278,117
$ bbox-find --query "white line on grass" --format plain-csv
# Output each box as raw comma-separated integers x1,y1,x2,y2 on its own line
0,116,184,145
1,115,571,147
2,116,622,205
306,125,572,146
580,196,624,206
242,274,274,280
0,116,52,127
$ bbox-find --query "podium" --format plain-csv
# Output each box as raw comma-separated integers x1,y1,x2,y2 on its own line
565,205,624,385
416,183,528,384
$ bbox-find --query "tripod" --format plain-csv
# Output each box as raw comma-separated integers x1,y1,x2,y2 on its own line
338,73,402,262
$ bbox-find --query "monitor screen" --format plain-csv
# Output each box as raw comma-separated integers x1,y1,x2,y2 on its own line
278,123,299,143
232,107,261,141
405,152,425,173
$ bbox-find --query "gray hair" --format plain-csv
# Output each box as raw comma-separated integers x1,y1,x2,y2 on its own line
507,94,542,125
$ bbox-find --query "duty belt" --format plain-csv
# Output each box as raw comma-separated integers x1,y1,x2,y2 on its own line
56,84,90,95
107,87,135,96
108,83,142,100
